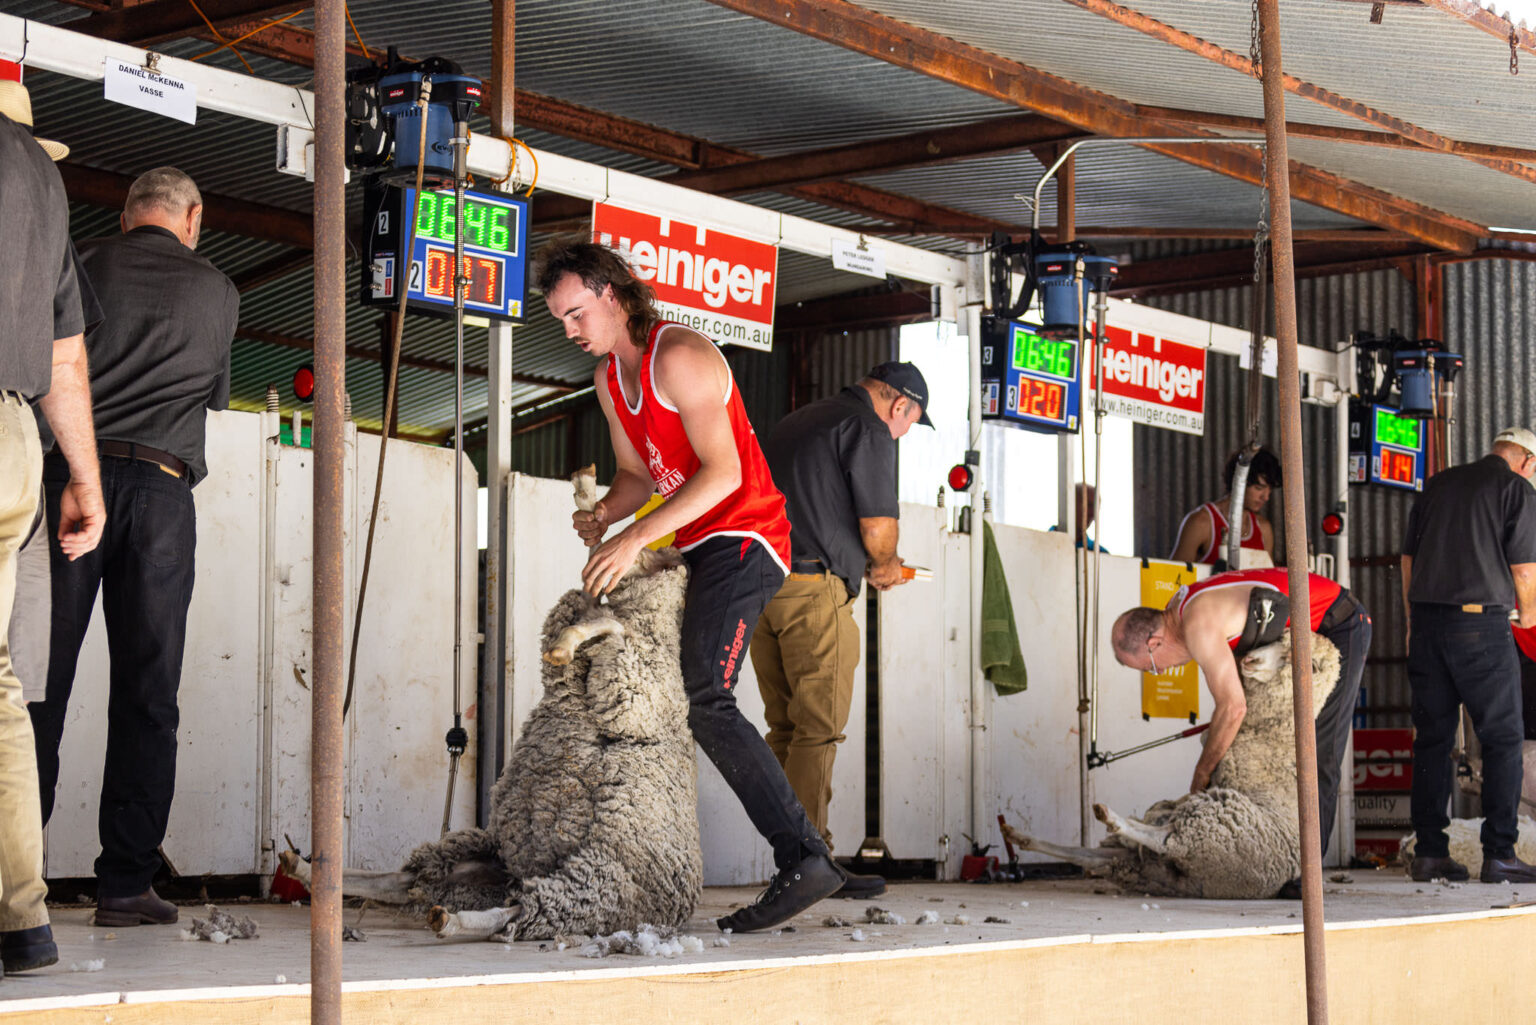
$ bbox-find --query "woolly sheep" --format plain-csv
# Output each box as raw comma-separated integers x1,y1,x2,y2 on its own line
1003,631,1341,899
280,470,702,942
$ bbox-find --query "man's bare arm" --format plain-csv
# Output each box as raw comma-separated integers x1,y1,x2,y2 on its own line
37,333,104,559
1169,507,1212,563
859,516,905,590
574,361,656,549
1512,562,1536,630
1182,603,1248,792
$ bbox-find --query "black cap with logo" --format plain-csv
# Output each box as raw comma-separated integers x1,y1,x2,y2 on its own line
866,361,933,426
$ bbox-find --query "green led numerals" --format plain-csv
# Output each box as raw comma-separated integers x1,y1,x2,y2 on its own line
487,206,511,252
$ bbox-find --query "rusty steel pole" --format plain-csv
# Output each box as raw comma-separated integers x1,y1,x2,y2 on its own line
311,0,347,1020
1258,2,1328,1022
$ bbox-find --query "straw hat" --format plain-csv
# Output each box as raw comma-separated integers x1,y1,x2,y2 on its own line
0,80,68,161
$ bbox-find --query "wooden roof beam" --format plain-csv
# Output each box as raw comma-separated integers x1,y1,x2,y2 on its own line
67,0,310,45
58,161,315,249
704,0,1482,251
1061,0,1536,186
1111,240,1432,296
1137,105,1536,164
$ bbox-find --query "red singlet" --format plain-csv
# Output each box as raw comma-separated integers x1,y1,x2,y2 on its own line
605,321,791,572
1176,568,1344,649
1188,501,1269,565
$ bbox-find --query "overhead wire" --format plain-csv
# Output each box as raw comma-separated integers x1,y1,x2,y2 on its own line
182,0,255,74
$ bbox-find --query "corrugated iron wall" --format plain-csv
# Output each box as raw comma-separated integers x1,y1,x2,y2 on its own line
1137,267,1420,726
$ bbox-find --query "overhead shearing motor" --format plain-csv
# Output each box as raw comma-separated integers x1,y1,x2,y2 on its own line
345,49,484,186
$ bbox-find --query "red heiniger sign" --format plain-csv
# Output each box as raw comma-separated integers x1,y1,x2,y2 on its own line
1090,324,1208,436
592,202,779,351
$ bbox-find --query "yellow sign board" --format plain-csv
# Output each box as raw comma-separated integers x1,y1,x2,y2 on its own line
1140,559,1200,721
634,494,676,551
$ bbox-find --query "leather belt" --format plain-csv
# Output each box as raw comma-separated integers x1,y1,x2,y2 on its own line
789,559,825,575
99,440,186,478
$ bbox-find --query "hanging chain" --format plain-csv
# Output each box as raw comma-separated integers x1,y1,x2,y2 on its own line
1251,0,1269,291
1250,0,1262,78
1512,28,1520,76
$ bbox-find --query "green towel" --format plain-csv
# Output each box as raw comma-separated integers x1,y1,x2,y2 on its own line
981,521,1028,695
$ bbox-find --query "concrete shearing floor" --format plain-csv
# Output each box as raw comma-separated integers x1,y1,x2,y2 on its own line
1,871,1531,1002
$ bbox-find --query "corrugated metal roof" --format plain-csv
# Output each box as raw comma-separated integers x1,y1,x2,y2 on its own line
12,0,1536,435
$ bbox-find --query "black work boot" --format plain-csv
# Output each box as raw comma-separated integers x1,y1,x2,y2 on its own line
95,887,179,927
835,870,887,899
717,854,844,933
0,924,58,973
1479,854,1536,884
1409,855,1470,882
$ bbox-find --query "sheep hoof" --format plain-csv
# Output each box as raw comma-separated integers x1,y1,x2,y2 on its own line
1092,803,1112,827
543,647,574,666
428,906,453,936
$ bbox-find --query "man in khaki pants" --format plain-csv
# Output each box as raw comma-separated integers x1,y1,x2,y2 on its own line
0,75,105,978
752,361,931,899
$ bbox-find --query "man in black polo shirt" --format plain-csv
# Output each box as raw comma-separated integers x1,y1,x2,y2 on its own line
0,74,104,977
1401,427,1536,884
751,361,930,898
29,167,238,927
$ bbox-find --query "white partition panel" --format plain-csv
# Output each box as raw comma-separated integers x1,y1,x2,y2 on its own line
45,410,477,879
45,410,265,878
876,504,971,873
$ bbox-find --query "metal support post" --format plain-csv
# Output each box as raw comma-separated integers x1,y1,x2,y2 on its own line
1258,1,1329,1020
309,0,346,1020
965,249,989,853
480,0,516,825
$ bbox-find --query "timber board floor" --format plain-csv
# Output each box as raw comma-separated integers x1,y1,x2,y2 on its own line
0,872,1528,1006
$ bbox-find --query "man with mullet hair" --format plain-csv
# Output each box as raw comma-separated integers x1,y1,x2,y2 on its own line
30,167,238,927
535,236,846,933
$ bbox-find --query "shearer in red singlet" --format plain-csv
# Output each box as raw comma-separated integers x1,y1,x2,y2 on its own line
1168,447,1281,567
534,237,843,934
1110,568,1372,897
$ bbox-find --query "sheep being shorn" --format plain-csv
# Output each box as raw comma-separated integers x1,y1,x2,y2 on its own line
281,470,702,941
1004,631,1341,899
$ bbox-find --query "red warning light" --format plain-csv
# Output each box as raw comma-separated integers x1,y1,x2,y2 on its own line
293,364,315,402
948,464,973,492
1321,512,1344,536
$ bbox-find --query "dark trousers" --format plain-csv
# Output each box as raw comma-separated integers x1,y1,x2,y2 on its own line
681,536,829,871
1407,603,1525,858
1313,593,1372,853
29,454,196,897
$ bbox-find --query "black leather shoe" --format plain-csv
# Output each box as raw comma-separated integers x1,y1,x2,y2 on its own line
1409,855,1470,882
1479,855,1536,884
1,925,58,973
834,870,887,899
717,854,844,933
95,887,179,926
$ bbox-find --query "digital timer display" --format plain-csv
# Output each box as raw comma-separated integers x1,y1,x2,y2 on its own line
1374,406,1421,451
1348,402,1424,492
1013,333,1077,380
412,191,516,254
360,182,529,323
980,316,1081,434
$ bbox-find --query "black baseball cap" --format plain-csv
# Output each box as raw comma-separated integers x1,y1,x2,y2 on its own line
867,361,933,426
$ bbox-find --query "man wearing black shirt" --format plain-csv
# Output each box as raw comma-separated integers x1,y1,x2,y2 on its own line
751,361,930,898
0,76,104,977
1401,428,1536,884
29,167,238,927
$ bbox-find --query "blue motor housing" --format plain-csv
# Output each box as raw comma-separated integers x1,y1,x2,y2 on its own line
1035,251,1118,339
1391,349,1436,418
379,66,482,187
